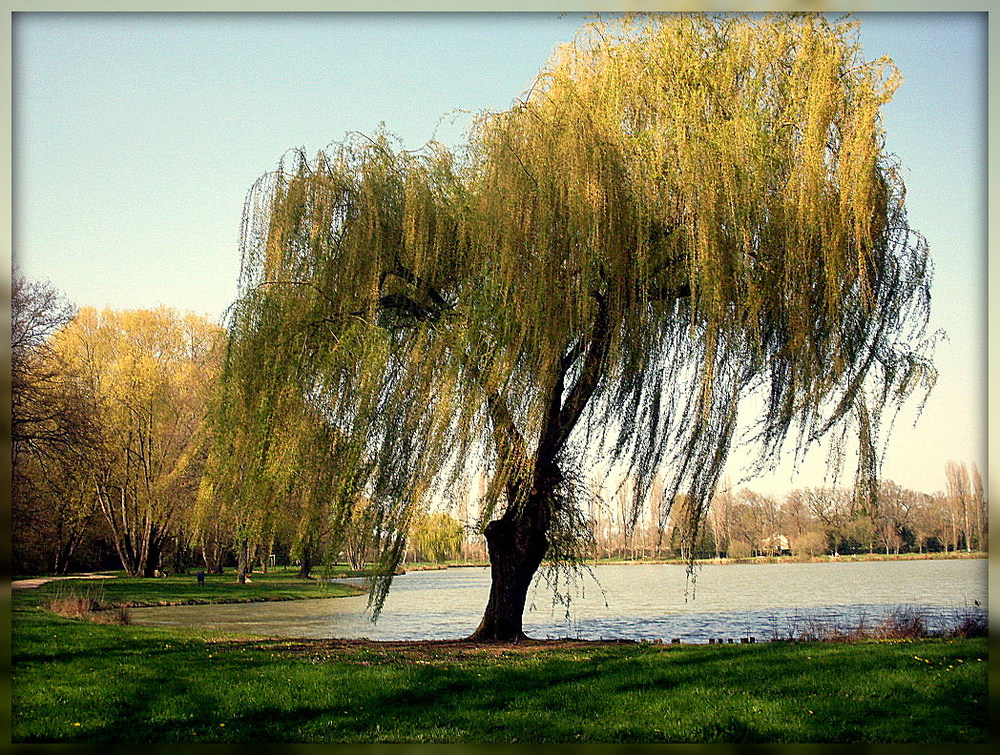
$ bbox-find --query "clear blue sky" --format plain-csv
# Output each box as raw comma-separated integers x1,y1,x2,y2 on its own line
11,11,987,496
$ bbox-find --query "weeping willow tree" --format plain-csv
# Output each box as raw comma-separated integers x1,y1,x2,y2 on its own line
218,14,935,641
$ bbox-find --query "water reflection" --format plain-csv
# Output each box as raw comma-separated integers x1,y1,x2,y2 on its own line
130,559,987,643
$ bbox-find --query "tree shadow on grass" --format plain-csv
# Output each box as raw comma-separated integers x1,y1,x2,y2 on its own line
12,632,988,744
21,647,619,743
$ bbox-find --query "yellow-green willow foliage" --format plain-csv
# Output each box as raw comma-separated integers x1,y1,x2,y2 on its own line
220,14,934,618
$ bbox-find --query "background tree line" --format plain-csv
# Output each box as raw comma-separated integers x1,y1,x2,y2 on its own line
10,275,475,577
10,274,985,577
582,467,986,562
11,276,225,576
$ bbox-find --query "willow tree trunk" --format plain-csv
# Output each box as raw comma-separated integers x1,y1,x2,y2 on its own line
466,292,611,642
468,494,551,642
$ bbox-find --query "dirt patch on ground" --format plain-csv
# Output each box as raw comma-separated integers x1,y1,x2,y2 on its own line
210,636,644,663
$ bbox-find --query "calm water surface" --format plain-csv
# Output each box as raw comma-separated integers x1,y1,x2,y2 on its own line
130,559,987,643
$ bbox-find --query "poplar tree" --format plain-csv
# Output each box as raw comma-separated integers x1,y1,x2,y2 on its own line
219,14,935,640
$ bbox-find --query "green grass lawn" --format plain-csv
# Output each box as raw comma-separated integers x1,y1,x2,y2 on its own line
12,566,364,610
7,572,990,744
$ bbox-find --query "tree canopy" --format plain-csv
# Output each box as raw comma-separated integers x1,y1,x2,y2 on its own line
216,13,935,639
54,306,225,577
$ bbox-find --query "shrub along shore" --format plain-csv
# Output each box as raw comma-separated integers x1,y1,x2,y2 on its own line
7,567,989,744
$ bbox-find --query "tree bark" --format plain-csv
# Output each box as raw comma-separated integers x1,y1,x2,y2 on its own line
298,545,313,579
53,536,80,576
142,536,162,578
201,537,222,574
467,494,551,642
466,289,612,643
236,539,255,584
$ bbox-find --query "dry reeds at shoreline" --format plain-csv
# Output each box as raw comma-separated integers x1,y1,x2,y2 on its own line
764,604,987,643
47,584,131,625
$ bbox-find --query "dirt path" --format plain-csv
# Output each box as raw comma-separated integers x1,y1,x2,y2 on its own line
10,573,117,591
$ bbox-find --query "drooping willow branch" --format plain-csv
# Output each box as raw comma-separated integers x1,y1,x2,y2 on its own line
214,13,937,616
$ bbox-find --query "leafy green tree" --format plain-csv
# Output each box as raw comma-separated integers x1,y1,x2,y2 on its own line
13,435,101,575
199,374,368,582
221,14,935,640
55,307,225,577
334,495,378,571
410,511,464,563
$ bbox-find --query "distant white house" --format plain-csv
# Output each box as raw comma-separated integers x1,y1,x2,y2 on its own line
761,533,791,555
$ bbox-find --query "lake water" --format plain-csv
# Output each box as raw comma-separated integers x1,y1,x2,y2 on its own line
129,558,987,643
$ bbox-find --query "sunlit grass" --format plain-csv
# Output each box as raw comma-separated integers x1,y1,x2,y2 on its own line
14,566,364,612
10,591,988,743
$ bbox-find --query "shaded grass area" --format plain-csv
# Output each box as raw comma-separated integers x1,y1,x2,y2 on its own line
10,593,989,744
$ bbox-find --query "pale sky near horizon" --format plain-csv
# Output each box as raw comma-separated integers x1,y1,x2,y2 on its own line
11,11,988,497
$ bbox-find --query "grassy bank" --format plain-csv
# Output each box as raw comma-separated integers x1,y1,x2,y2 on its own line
8,576,989,744
11,567,365,611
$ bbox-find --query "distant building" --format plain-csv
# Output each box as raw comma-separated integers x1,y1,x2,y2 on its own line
761,533,791,556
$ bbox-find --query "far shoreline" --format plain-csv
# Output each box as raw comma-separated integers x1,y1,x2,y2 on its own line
400,549,987,572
